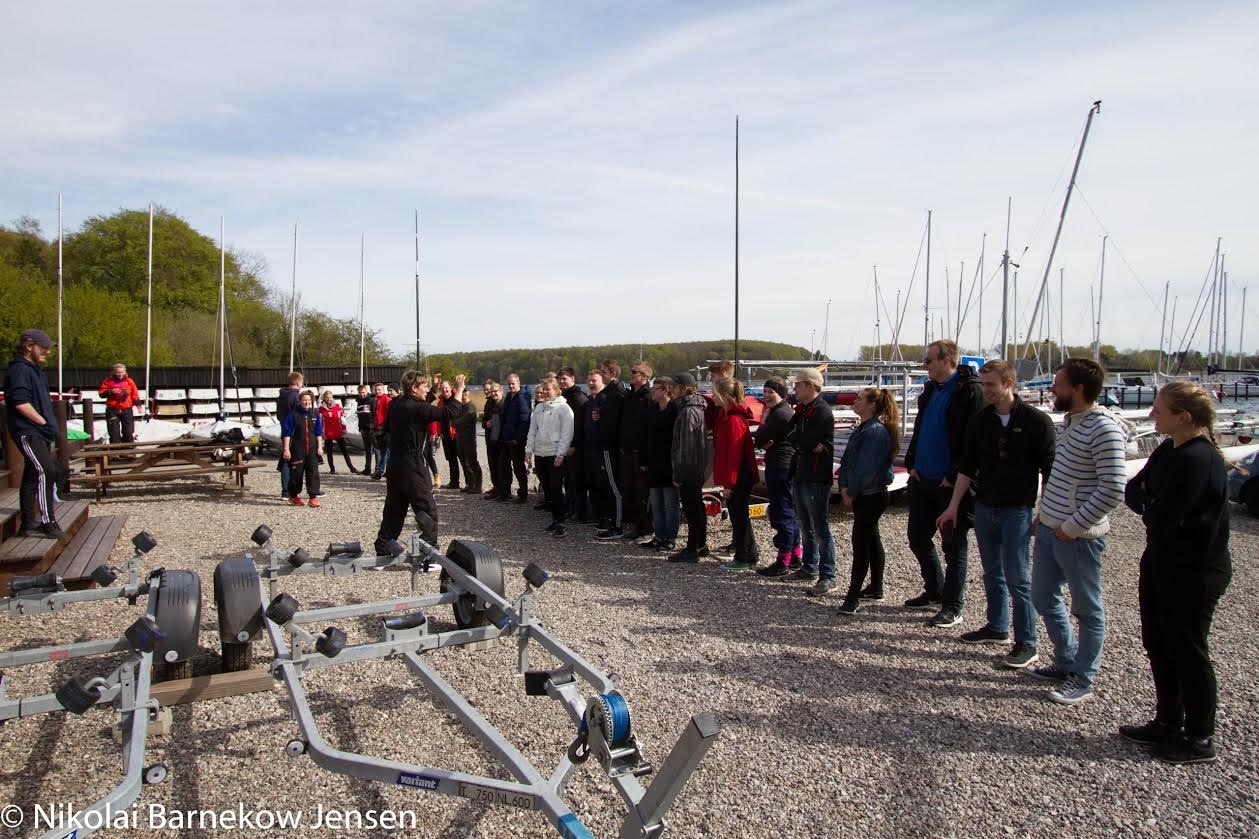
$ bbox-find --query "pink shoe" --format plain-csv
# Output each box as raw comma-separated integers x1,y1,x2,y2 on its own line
289,496,305,506
308,497,320,508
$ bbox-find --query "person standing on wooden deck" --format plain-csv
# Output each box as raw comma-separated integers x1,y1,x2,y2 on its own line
283,390,324,506
97,362,140,444
4,329,65,539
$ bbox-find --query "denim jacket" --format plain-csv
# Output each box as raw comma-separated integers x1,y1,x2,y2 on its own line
839,418,893,496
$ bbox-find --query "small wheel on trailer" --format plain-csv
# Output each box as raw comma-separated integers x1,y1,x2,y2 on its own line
221,641,252,673
440,541,505,629
285,739,307,758
143,764,169,785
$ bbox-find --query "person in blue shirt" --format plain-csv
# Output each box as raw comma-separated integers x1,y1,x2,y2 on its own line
282,390,324,506
3,329,65,539
901,340,983,627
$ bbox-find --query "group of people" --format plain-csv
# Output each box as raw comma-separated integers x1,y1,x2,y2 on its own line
0,324,1235,768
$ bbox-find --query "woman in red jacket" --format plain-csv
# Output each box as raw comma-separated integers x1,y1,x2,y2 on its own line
712,378,761,571
98,363,140,443
318,390,359,474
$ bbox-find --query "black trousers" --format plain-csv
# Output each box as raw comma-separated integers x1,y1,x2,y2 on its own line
325,438,356,473
619,448,650,534
424,435,440,481
106,407,135,444
359,423,375,473
456,433,482,491
17,434,59,527
584,449,621,528
726,463,759,562
1139,556,1228,738
497,441,528,498
486,440,502,492
377,464,438,545
535,455,566,523
287,452,321,497
441,435,462,487
565,452,587,521
678,478,706,551
906,476,971,610
846,489,890,599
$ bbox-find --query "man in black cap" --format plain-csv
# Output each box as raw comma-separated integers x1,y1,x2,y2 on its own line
4,329,65,538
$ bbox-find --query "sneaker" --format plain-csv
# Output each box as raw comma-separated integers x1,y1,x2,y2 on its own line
595,527,624,540
551,525,568,539
929,609,962,628
694,547,711,559
960,625,1010,644
717,540,735,553
655,541,676,553
370,473,383,481
755,560,791,578
1153,735,1217,766
637,537,661,550
289,497,306,506
713,548,736,562
667,549,700,563
1026,663,1069,682
515,494,528,504
1003,643,1039,669
857,587,885,602
544,522,559,533
836,599,860,616
483,490,499,500
721,559,758,571
788,569,819,583
903,592,941,610
1049,674,1094,706
806,578,837,596
308,497,320,508
1119,720,1182,746
621,529,644,541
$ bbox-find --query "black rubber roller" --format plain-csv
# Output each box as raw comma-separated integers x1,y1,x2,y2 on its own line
124,615,166,653
131,530,158,554
265,593,300,624
90,565,119,587
327,541,362,558
382,611,427,631
523,563,549,588
287,548,312,567
56,679,102,715
250,525,273,546
315,627,347,658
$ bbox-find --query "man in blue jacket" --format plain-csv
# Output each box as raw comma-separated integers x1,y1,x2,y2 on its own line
496,373,532,502
4,329,65,539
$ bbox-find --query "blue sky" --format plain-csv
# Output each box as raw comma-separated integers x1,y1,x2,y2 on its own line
2,1,1256,361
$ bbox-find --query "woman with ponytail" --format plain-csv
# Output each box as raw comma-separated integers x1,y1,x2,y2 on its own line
711,378,761,570
1122,381,1231,765
836,388,899,615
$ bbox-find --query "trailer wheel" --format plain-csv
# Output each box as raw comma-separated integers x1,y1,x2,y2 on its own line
441,541,505,629
286,739,307,758
221,641,252,673
143,764,169,785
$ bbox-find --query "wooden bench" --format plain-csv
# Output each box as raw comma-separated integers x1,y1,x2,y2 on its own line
47,514,128,590
78,439,264,500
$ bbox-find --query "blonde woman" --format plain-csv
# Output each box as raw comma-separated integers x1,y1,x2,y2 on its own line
526,376,575,537
1122,381,1231,765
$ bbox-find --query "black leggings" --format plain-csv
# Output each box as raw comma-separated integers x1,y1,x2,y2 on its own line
678,478,706,551
726,463,759,561
845,490,889,599
441,435,462,487
535,455,566,523
325,438,356,473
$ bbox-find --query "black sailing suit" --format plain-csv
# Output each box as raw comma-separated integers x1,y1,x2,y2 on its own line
376,392,466,551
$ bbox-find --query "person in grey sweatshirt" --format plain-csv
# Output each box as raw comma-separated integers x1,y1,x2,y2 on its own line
668,373,711,563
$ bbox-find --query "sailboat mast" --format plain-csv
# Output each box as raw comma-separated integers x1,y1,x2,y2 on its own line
1157,281,1169,376
57,193,63,395
1221,257,1228,367
1058,267,1065,367
415,209,422,371
944,265,951,342
1239,287,1247,369
923,209,932,350
289,221,298,373
734,115,740,368
145,203,153,415
1022,100,1102,361
874,265,882,362
1093,235,1107,362
957,262,964,345
1168,297,1178,373
358,235,366,387
218,217,226,417
1002,198,1011,361
978,234,986,355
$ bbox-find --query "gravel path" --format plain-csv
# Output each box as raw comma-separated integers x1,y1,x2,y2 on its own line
1,441,1255,839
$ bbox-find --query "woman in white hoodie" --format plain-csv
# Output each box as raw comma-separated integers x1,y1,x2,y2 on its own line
526,376,575,538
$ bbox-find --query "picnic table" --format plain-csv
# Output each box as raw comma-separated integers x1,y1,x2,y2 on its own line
78,438,267,500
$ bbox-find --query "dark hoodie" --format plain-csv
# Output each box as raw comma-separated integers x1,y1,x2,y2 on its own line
752,400,795,473
562,384,589,451
619,382,651,452
671,393,709,485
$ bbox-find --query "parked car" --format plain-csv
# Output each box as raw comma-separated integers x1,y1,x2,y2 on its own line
1228,449,1259,516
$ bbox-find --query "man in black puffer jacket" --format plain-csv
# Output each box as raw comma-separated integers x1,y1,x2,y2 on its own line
753,376,799,577
558,367,589,522
618,362,653,539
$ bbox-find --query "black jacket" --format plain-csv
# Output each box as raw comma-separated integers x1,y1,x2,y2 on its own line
4,356,58,441
452,400,479,436
785,396,834,485
1125,436,1231,591
619,383,651,452
276,386,302,429
355,394,376,429
386,394,465,473
904,364,984,480
582,387,621,452
646,399,678,487
562,385,588,451
753,401,795,473
481,396,500,433
956,397,1056,507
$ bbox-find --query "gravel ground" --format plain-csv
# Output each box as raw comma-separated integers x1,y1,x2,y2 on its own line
1,439,1256,839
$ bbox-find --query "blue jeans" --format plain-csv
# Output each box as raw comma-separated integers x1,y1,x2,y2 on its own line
278,457,291,495
972,503,1036,644
1031,522,1107,686
372,446,390,477
650,486,680,544
765,467,799,552
794,481,835,580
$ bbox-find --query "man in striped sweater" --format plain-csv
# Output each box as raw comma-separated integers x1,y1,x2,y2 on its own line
1028,358,1128,706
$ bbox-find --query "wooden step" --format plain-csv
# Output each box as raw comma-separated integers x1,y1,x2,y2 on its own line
0,499,90,573
47,514,128,591
0,487,18,539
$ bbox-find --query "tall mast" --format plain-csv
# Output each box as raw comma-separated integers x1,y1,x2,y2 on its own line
944,265,951,342
873,265,882,362
218,217,226,417
1221,258,1228,368
1001,198,1011,360
923,209,932,350
822,298,831,359
1157,281,1169,376
1093,235,1107,362
957,261,964,345
1239,287,1247,369
1059,267,1065,367
978,236,986,355
415,209,422,371
289,221,298,374
358,235,366,387
145,203,153,415
1207,242,1219,365
1022,100,1102,361
57,193,63,394
1168,297,1178,374
734,115,740,368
